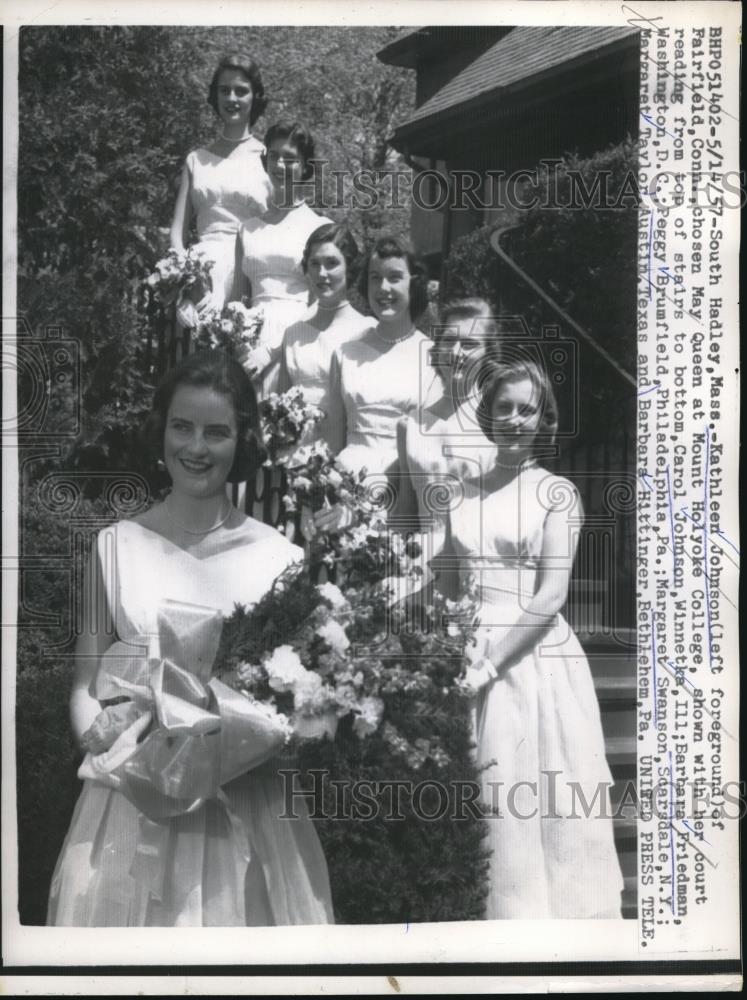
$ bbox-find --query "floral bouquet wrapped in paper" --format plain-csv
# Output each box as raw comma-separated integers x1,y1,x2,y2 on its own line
80,599,291,820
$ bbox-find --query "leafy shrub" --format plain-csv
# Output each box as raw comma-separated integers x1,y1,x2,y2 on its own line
15,486,112,924
296,706,490,923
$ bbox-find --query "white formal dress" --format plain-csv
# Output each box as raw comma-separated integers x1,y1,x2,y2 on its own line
186,141,271,307
278,302,372,447
47,520,334,927
326,328,440,482
240,202,332,399
447,468,624,919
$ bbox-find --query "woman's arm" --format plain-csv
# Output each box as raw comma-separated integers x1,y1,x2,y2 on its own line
277,332,292,394
169,162,193,253
312,348,352,533
476,484,583,675
323,348,347,455
70,544,116,750
391,417,420,533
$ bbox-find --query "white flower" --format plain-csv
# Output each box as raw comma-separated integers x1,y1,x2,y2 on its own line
353,695,385,738
292,711,337,741
317,619,350,654
264,645,306,692
316,582,349,610
292,670,326,714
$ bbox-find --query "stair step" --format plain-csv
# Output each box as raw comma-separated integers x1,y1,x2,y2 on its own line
613,815,638,844
605,737,636,769
622,874,638,919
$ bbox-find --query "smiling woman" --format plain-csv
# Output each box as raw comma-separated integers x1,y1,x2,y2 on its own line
168,53,272,316
237,122,333,399
275,223,372,448
436,355,624,919
46,353,335,926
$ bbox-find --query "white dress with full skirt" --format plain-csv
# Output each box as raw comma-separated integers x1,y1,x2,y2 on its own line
47,521,334,927
448,468,624,919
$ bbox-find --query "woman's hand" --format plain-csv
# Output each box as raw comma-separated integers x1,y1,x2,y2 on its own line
195,288,223,319
238,345,267,375
461,639,499,696
312,501,354,535
80,702,142,756
176,295,200,329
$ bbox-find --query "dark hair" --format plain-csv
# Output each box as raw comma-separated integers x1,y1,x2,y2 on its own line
262,121,316,181
207,53,267,126
357,235,429,322
301,222,359,285
140,352,264,484
476,356,559,452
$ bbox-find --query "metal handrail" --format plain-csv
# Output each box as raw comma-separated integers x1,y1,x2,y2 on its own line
490,225,637,389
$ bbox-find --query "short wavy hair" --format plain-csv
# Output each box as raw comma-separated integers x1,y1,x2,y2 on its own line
301,222,360,285
476,356,559,453
357,235,429,322
140,352,264,484
207,53,267,126
430,296,501,383
262,121,316,181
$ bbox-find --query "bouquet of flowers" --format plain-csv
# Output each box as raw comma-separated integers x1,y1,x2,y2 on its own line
194,300,265,356
145,247,214,310
280,441,364,517
214,526,481,766
259,386,325,459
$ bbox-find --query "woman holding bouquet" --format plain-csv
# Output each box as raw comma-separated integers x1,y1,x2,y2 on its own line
239,121,333,399
277,222,371,446
439,357,623,919
47,354,334,926
169,52,272,319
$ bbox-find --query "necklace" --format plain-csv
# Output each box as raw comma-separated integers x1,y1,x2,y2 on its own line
374,324,415,346
165,496,233,535
220,131,254,143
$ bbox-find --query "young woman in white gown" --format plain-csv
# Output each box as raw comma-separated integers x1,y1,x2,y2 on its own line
239,122,332,399
169,53,272,317
440,357,623,919
277,222,371,447
47,354,334,926
314,236,439,534
395,297,500,565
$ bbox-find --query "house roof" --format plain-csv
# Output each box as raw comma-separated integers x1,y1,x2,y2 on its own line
386,25,639,152
377,26,510,68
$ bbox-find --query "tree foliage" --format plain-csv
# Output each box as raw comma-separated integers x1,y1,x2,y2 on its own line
18,26,415,478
